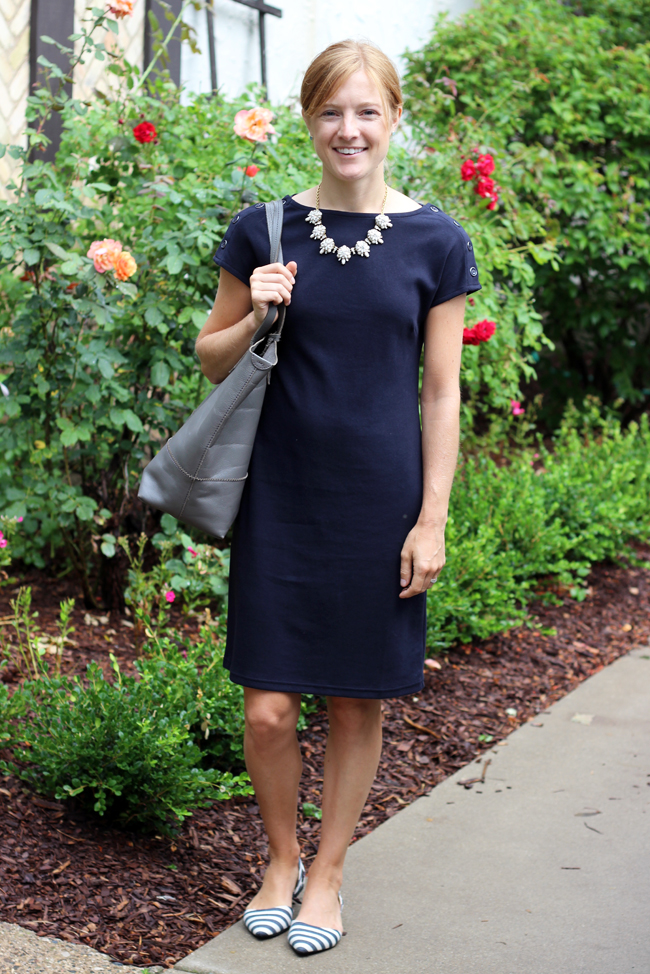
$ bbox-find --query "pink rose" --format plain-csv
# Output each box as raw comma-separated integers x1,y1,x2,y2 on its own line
165,590,175,603
87,238,122,273
233,107,275,143
511,400,525,416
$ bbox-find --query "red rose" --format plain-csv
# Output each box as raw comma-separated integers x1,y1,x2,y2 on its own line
476,153,495,176
245,164,260,177
475,176,495,198
460,159,476,181
463,319,496,345
133,121,157,144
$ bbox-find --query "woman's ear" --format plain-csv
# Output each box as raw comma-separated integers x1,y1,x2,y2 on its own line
391,106,403,135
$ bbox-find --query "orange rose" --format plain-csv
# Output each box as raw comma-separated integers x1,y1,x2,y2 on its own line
107,0,134,18
87,238,122,273
233,107,276,143
113,251,137,281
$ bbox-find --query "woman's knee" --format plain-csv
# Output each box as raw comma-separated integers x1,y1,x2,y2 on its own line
327,696,382,734
244,689,300,742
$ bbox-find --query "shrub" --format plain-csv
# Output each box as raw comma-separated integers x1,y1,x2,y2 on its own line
426,402,650,649
0,612,252,835
402,0,650,426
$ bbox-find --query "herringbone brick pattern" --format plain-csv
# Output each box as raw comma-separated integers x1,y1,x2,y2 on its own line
73,0,145,102
0,2,146,200
0,0,30,199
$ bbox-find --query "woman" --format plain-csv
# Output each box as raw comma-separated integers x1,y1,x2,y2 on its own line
195,40,481,956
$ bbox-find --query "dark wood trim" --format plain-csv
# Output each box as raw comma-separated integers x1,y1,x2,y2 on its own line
144,0,183,87
229,0,282,16
206,0,218,93
29,0,75,162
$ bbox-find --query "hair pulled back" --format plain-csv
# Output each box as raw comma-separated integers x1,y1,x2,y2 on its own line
300,40,402,124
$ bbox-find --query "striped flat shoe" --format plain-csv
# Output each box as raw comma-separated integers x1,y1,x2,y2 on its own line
287,891,344,956
243,859,306,940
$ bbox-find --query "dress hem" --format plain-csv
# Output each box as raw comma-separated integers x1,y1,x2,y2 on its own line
226,670,425,700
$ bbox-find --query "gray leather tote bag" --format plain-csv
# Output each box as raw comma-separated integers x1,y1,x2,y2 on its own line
137,199,285,537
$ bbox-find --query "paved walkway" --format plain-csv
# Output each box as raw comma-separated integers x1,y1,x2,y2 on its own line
0,922,155,974
175,646,650,974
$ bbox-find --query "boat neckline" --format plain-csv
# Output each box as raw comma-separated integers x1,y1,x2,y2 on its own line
285,195,428,217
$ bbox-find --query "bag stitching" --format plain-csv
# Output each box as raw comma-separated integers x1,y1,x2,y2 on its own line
166,443,249,483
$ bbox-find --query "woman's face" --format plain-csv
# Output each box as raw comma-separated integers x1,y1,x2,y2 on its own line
305,69,400,186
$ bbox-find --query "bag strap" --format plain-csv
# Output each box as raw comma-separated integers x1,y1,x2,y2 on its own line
251,199,286,344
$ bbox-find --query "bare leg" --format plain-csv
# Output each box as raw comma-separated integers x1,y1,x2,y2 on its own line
243,688,303,909
296,696,383,929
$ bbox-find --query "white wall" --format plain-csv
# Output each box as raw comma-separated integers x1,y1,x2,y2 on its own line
180,0,474,104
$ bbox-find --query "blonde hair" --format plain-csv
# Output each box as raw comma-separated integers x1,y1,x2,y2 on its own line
300,40,402,126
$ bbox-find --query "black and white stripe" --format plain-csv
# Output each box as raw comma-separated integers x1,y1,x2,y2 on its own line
287,891,344,955
287,920,342,955
242,859,306,940
292,858,306,900
243,904,293,939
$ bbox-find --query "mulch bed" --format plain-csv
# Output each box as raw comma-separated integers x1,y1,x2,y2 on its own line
0,554,649,968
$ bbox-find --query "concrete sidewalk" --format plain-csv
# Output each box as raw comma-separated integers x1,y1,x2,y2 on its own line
176,647,650,974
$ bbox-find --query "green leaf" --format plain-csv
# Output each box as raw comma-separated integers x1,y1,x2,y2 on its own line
106,17,119,34
144,306,164,327
60,257,82,275
101,534,116,558
302,802,322,821
123,409,144,433
115,280,137,298
22,249,40,266
166,254,184,275
98,359,114,380
151,361,170,387
60,427,80,447
44,241,72,260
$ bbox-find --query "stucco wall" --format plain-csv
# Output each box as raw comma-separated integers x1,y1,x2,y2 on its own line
181,0,474,104
1,0,472,198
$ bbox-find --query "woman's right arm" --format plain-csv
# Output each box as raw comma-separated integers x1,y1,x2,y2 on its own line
195,260,297,384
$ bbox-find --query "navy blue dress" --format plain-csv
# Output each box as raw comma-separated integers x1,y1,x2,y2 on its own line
212,196,481,698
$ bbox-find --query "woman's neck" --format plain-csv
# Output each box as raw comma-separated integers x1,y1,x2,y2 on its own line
316,170,387,213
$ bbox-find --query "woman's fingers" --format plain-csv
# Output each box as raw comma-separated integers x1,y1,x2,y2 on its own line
399,554,444,598
399,544,413,589
252,280,293,304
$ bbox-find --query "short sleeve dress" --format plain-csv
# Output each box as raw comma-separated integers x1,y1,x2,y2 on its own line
212,196,481,699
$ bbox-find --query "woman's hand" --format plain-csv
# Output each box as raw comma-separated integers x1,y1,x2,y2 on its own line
250,260,297,329
399,520,446,598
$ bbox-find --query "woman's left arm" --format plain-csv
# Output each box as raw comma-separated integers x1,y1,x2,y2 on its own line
399,293,466,599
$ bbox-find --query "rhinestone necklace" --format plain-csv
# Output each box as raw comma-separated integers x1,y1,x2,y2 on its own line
305,184,393,265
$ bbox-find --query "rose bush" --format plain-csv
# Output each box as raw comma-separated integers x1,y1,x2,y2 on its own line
402,0,650,426
0,9,319,601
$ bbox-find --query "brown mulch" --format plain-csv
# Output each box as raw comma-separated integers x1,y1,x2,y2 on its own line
0,555,649,968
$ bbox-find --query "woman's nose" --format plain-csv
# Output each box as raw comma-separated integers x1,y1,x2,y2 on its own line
338,113,360,141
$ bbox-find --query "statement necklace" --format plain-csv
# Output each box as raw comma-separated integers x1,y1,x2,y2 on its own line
305,184,393,265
